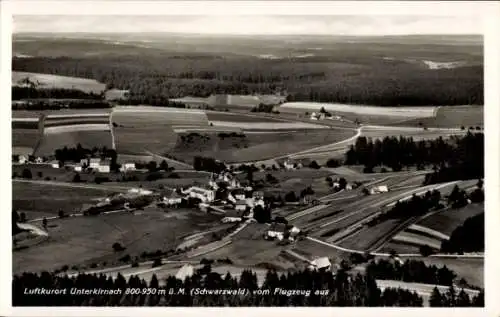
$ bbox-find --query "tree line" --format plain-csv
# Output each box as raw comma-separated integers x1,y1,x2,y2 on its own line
344,132,483,184
14,267,426,306
13,56,483,107
366,258,457,286
441,213,484,254
12,86,104,101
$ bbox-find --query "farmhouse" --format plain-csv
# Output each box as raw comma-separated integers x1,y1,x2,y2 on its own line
89,158,101,169
370,185,389,195
183,186,216,203
74,164,83,172
309,257,332,272
120,162,136,172
97,159,111,173
176,264,194,280
18,155,28,164
235,200,247,211
266,223,287,241
162,191,183,206
49,160,60,169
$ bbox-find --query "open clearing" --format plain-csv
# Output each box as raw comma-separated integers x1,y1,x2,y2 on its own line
416,203,484,236
13,207,222,274
12,182,115,216
206,112,284,123
396,106,483,128
170,129,355,164
112,107,208,156
35,130,113,157
12,71,106,94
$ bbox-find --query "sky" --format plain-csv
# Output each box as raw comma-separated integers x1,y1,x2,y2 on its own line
13,15,482,36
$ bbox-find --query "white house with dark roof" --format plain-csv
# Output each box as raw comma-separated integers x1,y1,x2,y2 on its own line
309,257,332,271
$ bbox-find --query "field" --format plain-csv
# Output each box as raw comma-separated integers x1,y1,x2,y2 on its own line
12,71,106,94
169,128,355,164
112,107,208,156
416,203,484,236
35,130,113,157
396,106,484,128
13,207,222,274
206,112,284,123
12,181,114,216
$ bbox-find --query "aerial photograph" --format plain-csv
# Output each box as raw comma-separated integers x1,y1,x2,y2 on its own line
11,14,484,307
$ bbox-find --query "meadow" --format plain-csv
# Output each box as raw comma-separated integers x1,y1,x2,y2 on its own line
12,71,106,94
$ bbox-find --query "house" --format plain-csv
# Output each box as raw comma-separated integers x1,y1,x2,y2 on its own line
283,160,295,170
89,158,101,169
175,264,194,281
184,186,215,203
370,185,389,195
35,157,43,164
310,112,318,120
289,226,301,236
235,200,247,211
120,162,136,172
97,160,111,173
74,164,83,172
18,155,28,164
309,257,331,271
162,191,183,206
49,160,60,169
266,223,287,240
232,189,246,201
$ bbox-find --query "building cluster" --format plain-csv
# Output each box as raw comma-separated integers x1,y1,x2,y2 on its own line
265,223,302,242
159,170,268,220
310,111,342,121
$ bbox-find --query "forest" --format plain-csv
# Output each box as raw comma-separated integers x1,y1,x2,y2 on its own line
14,267,426,306
344,132,484,184
441,213,485,254
12,55,483,107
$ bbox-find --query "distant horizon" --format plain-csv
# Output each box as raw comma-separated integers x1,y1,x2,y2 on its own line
13,15,484,36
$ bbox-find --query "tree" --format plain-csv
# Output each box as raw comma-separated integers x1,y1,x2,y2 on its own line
284,191,297,202
456,289,471,307
326,158,340,168
309,160,320,169
22,168,32,179
338,177,347,190
429,287,444,307
58,210,65,219
72,173,81,183
147,161,158,172
42,217,48,229
112,242,125,252
19,212,27,223
419,245,434,257
152,258,162,268
159,160,169,171
37,171,43,178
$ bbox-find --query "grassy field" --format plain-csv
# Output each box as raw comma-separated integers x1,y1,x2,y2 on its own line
396,106,483,128
206,112,284,123
169,129,355,164
12,71,106,94
416,203,484,236
112,108,208,156
12,182,114,216
13,207,222,274
12,130,41,155
35,130,113,157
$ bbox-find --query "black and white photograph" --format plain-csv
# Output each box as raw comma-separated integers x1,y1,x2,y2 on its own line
2,0,499,314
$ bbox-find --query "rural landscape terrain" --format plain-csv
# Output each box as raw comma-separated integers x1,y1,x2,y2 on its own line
11,25,484,307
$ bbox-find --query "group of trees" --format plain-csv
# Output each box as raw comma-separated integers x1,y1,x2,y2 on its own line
14,267,426,306
12,86,104,101
13,55,483,107
193,156,226,174
343,132,483,184
369,190,442,225
429,285,484,307
441,213,484,254
366,259,457,286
